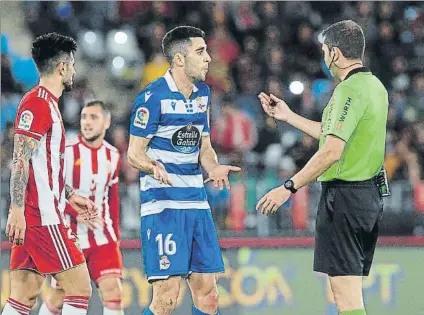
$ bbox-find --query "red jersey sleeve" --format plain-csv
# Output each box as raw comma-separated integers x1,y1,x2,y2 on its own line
15,99,53,140
109,157,121,241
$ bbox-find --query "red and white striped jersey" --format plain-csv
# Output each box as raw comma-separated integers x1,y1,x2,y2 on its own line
14,86,66,227
65,135,121,249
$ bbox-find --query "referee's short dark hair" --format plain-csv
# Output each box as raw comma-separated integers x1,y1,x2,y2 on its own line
321,20,365,60
161,26,206,64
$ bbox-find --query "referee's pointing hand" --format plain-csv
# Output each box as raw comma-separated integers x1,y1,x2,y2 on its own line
256,186,291,216
258,93,293,122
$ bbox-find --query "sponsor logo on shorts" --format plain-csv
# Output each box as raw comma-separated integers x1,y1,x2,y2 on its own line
18,110,34,131
147,228,151,240
133,107,149,129
171,123,200,154
159,255,171,270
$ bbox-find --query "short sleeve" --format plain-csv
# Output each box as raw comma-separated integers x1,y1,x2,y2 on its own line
202,87,211,137
129,90,161,139
14,100,53,140
323,84,365,142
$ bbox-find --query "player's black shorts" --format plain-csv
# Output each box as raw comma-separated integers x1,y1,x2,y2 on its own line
313,178,383,277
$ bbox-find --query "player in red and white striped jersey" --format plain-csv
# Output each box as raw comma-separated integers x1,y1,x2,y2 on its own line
39,100,125,315
3,33,96,315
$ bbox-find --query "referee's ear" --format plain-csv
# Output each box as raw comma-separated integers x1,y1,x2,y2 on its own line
333,47,342,62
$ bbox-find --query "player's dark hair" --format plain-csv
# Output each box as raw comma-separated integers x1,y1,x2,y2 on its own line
161,26,205,64
321,20,365,60
84,100,111,115
31,33,77,75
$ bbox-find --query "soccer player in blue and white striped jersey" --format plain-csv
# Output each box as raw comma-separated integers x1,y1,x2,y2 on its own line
127,26,240,315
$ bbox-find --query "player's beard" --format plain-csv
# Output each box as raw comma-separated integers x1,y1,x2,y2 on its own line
63,80,73,92
63,75,74,92
185,62,206,83
190,72,205,83
83,132,102,143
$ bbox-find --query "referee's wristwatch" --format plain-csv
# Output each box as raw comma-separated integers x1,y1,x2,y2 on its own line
283,179,298,194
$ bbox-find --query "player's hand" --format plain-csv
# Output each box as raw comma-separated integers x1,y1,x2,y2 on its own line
152,161,173,186
204,165,241,190
256,186,291,216
5,208,26,246
258,93,293,122
69,194,98,220
76,215,104,231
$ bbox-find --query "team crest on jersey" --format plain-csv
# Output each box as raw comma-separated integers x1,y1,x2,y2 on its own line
159,255,171,270
196,97,207,113
18,110,34,131
134,107,149,129
171,123,201,153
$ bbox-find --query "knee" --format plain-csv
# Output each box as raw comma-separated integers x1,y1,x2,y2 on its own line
58,267,93,298
101,283,123,301
47,290,66,310
10,290,38,308
192,286,219,313
77,282,93,298
330,276,364,311
9,279,43,308
152,283,180,314
99,278,123,303
63,280,92,298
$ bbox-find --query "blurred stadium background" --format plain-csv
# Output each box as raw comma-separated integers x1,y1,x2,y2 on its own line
1,1,424,314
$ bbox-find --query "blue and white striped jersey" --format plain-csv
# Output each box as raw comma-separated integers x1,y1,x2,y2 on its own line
129,70,211,217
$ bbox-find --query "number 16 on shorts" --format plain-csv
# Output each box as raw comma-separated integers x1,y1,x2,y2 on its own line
155,233,176,270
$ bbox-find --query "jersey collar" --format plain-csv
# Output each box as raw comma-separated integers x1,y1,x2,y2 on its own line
164,69,199,93
38,85,59,103
344,66,371,80
78,134,104,150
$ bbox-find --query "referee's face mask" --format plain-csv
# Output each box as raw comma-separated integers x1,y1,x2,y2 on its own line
322,44,337,77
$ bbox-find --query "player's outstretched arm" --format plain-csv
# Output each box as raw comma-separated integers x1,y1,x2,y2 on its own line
127,135,173,185
258,93,321,140
200,135,241,190
7,134,40,245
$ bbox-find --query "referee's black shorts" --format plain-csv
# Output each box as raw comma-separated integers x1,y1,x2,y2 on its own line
313,178,383,277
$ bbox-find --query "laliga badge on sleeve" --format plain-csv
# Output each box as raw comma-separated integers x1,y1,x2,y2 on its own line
133,107,149,129
18,110,34,131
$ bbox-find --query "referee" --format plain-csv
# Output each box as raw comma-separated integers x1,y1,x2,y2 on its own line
257,20,388,315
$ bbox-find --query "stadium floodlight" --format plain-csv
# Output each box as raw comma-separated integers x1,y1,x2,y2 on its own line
289,81,304,95
112,56,125,69
84,31,96,45
114,31,128,45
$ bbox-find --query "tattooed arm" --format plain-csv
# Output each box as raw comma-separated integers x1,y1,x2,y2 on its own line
6,134,40,245
65,184,76,200
10,134,40,209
